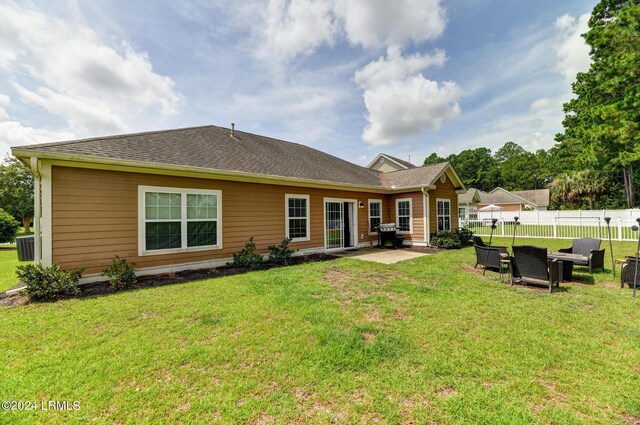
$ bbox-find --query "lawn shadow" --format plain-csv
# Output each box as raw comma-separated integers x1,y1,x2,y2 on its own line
570,274,595,285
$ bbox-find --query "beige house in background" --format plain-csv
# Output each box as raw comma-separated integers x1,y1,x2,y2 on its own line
458,187,550,220
367,153,418,173
12,125,465,282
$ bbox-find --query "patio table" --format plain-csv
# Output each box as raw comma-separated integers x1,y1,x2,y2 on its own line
547,252,586,282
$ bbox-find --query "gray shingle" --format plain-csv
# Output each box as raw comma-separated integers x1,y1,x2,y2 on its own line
14,125,453,190
382,162,452,188
512,189,550,207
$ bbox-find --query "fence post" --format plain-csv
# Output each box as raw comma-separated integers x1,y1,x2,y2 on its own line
618,218,623,241
553,217,557,239
501,220,505,237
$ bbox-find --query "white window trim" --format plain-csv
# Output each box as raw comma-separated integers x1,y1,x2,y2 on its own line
138,185,222,256
285,194,311,242
395,198,413,234
436,198,452,232
368,199,382,235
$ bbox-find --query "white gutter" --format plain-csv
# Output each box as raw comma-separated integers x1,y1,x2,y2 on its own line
29,157,41,265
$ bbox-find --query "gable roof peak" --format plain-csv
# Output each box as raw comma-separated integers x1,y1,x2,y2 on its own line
366,153,416,169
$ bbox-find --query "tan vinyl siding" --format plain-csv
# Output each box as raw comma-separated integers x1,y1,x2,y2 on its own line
429,174,459,233
51,166,391,274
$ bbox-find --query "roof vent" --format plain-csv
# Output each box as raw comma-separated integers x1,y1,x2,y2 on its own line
230,123,235,136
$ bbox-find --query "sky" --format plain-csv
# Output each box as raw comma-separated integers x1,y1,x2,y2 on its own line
0,0,596,166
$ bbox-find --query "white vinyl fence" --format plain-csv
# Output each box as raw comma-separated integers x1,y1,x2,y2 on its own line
460,216,640,241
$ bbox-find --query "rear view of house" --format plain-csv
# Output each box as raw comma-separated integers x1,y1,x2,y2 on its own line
12,125,465,281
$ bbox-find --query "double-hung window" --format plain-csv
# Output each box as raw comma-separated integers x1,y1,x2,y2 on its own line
396,198,412,233
437,198,451,232
285,194,310,241
140,186,221,255
368,200,382,233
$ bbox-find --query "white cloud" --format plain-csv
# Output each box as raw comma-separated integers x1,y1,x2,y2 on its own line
554,13,591,83
259,0,337,60
530,97,555,111
0,93,9,120
334,0,446,49
0,1,182,147
256,0,447,60
0,121,74,158
247,0,453,147
355,47,459,146
0,91,73,154
362,75,461,146
354,47,446,89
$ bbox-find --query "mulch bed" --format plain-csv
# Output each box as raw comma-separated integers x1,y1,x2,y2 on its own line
0,253,337,306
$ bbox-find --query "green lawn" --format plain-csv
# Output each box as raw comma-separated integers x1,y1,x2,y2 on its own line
0,249,20,292
1,239,640,423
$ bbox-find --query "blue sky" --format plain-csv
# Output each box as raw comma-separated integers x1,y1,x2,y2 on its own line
0,0,596,166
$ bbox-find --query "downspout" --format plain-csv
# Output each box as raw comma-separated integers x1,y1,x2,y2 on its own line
30,157,42,264
421,187,430,246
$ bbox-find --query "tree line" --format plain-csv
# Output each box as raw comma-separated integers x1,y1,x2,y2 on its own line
425,0,640,210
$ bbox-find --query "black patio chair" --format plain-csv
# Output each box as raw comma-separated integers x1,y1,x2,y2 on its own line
621,257,640,289
558,238,605,273
474,245,510,280
472,236,509,254
510,245,562,293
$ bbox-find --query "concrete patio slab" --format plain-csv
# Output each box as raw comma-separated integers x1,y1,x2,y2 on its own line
334,248,428,264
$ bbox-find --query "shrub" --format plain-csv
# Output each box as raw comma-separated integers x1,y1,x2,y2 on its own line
0,208,20,243
17,263,83,302
268,238,297,265
103,256,137,289
430,231,462,249
228,237,263,270
455,226,474,245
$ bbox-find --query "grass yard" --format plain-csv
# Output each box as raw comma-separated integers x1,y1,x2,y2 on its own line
0,249,20,292
1,238,640,423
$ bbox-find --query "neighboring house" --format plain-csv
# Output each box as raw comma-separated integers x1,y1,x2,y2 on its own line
367,153,417,173
12,125,465,282
458,187,550,220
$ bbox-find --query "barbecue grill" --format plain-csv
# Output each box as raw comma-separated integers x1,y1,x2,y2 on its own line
378,223,398,249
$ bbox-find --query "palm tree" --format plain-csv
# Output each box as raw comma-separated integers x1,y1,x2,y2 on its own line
551,174,580,208
573,170,607,209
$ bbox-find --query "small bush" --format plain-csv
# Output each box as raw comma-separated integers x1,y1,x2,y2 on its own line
17,263,83,302
0,208,20,243
430,231,462,249
455,226,474,245
228,236,263,269
103,256,137,289
268,238,297,265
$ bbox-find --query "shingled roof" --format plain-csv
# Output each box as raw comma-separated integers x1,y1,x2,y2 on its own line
382,162,451,188
12,124,459,191
457,187,550,207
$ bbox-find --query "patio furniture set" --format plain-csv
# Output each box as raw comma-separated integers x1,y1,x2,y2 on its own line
473,236,606,293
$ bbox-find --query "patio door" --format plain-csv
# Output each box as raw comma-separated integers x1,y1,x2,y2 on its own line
324,200,356,250
325,201,344,249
